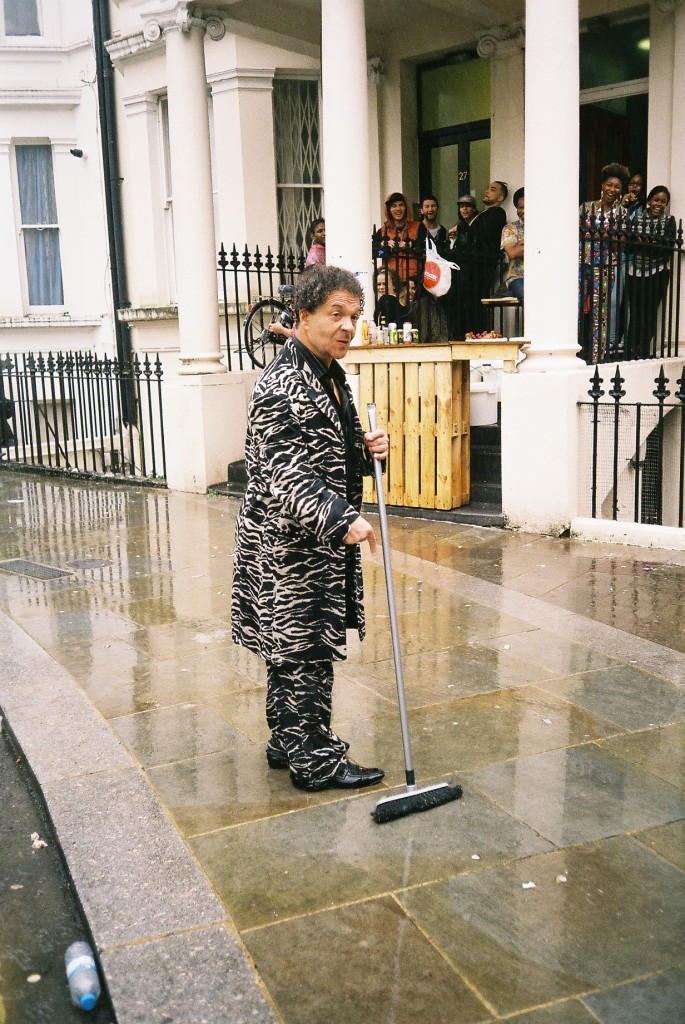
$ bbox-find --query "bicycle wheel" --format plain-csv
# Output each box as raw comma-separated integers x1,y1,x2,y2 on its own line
244,299,288,368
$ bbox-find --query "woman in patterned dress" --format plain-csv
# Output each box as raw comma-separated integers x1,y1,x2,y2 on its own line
579,163,629,362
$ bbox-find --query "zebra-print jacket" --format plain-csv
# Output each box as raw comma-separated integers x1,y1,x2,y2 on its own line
231,338,374,664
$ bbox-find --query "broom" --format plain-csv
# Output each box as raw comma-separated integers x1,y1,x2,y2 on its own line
367,403,463,824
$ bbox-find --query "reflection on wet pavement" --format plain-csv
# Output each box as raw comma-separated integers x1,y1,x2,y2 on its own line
1,472,684,1024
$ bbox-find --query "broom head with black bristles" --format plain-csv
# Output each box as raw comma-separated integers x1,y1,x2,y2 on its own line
372,781,463,824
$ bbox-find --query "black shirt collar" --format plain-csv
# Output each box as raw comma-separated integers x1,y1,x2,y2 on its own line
292,335,345,390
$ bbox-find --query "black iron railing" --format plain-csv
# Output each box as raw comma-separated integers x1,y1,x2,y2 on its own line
220,216,683,367
580,364,685,527
218,237,514,364
579,208,683,365
372,227,512,343
217,244,305,370
0,351,166,482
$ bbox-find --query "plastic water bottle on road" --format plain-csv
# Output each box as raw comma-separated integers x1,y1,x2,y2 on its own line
65,941,101,1010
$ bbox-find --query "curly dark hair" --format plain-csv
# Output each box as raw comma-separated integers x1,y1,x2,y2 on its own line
601,162,629,189
293,265,364,316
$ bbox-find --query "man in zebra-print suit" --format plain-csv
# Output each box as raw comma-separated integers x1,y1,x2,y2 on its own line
232,266,389,792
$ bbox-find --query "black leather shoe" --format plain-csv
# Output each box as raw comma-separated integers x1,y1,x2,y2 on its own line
328,760,384,789
289,774,328,791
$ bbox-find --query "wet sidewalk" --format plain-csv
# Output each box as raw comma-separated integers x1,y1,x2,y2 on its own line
0,470,684,1024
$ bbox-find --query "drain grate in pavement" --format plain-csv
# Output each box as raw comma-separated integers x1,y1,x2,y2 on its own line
0,559,73,581
66,558,113,570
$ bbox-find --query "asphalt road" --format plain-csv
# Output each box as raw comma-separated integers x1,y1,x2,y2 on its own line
0,723,114,1024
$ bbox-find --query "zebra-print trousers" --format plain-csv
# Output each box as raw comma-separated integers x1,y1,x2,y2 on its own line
266,659,347,788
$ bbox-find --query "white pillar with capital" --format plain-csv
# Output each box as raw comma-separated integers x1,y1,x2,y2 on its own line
209,68,279,253
500,0,585,534
137,3,255,493
320,0,373,311
670,1,685,215
160,15,223,374
520,0,580,370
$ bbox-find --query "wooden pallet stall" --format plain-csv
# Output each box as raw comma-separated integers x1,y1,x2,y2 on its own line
346,339,526,511
352,345,470,510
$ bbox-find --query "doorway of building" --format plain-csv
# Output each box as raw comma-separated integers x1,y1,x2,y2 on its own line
579,91,648,201
419,124,490,230
417,53,491,227
578,15,649,202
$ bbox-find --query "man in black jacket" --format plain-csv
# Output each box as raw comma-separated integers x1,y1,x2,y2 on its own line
464,180,508,333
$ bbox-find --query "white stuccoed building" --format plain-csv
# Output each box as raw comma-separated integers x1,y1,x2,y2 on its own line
100,0,683,538
0,0,116,357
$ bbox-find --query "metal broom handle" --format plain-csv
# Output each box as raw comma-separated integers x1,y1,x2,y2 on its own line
367,403,415,783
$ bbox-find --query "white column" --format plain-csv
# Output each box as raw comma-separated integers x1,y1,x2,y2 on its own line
120,95,170,305
163,20,223,374
670,1,685,215
521,0,580,369
0,141,25,315
647,1,674,191
209,69,279,253
500,0,585,533
320,0,372,308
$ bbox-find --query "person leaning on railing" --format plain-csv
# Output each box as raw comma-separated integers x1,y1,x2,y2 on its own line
373,266,403,325
372,191,421,285
625,185,676,360
501,187,525,307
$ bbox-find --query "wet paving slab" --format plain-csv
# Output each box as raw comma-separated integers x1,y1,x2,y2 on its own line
1,471,684,1023
399,836,685,1017
242,896,492,1024
463,743,685,846
189,786,554,930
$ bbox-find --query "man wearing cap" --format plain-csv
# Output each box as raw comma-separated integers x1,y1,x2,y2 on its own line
448,194,479,250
